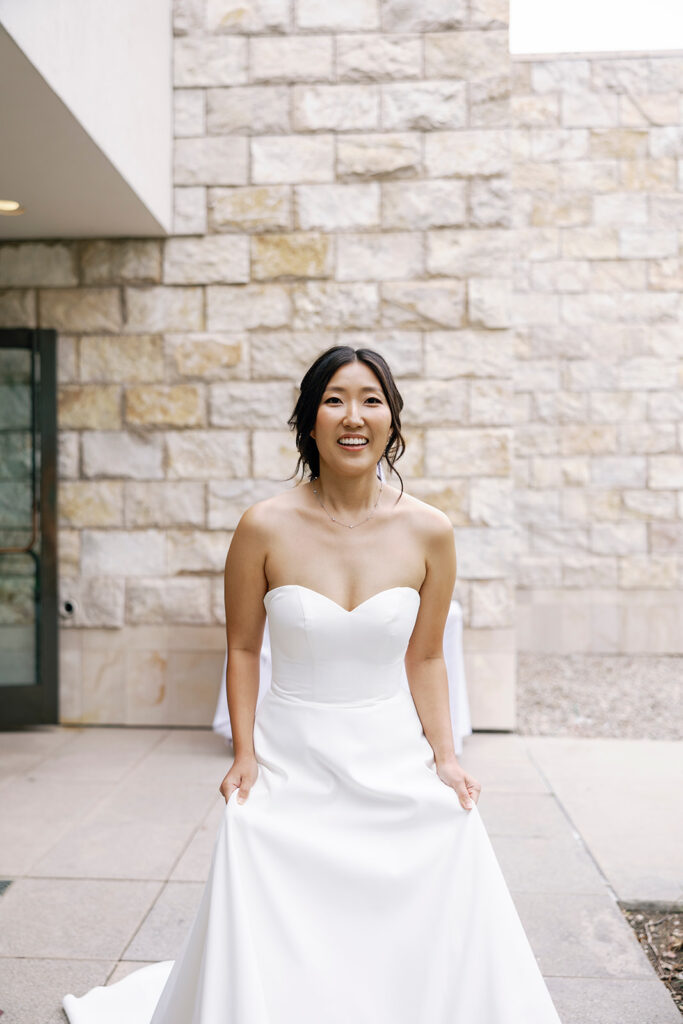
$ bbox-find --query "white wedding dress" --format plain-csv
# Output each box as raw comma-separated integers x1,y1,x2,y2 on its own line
64,585,562,1024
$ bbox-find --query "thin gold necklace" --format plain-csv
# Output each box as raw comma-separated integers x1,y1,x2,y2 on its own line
311,477,383,529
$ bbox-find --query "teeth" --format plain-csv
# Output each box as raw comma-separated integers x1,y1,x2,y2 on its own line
338,439,367,446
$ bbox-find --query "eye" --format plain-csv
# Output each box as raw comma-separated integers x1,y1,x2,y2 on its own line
323,397,341,404
366,397,382,404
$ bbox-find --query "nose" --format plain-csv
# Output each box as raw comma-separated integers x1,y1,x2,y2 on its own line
342,401,364,425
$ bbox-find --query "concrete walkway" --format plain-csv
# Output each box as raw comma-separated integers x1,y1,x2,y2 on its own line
0,726,680,1024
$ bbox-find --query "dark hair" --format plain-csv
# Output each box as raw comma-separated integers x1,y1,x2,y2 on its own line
285,345,406,497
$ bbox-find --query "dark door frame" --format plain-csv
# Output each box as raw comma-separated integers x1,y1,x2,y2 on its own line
0,328,58,726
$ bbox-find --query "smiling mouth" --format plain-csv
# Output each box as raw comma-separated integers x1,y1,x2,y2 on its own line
337,438,369,448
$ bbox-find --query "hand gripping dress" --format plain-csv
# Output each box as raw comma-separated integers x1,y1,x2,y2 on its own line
63,585,563,1024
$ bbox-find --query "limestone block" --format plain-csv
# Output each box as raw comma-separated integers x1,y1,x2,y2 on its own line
514,423,560,457
590,128,648,159
337,133,421,180
296,183,379,230
593,193,647,226
382,0,466,31
649,455,683,489
618,423,676,454
590,456,647,488
648,390,683,421
591,57,649,92
124,287,203,332
618,229,678,260
166,430,250,479
560,425,617,456
514,228,559,261
173,187,207,235
39,289,121,333
281,83,371,133
533,391,587,423
560,554,617,587
207,283,291,329
649,126,683,158
650,523,683,555
335,330,422,375
649,56,683,91
125,481,205,528
250,35,332,83
337,232,422,281
453,526,516,578
59,482,123,528
427,32,509,81
292,282,378,329
59,386,121,430
252,135,334,186
531,261,590,292
531,60,590,95
251,233,333,280
622,490,676,519
588,390,647,423
621,158,676,190
511,94,559,128
469,177,510,228
163,236,249,285
337,34,421,81
649,258,683,291
470,379,513,424
126,577,212,624
650,194,683,229
382,179,466,229
381,81,467,131
81,242,162,286
425,129,509,176
620,92,679,128
398,380,467,427
296,0,379,30
208,479,284,529
425,428,511,476
590,260,647,291
565,360,617,390
58,529,80,578
0,243,77,287
452,80,509,128
467,478,513,527
58,432,79,479
81,431,164,480
467,278,510,328
206,86,289,134
381,280,465,329
205,0,289,32
620,556,677,588
511,293,560,326
590,523,647,555
516,555,561,587
174,89,205,138
529,129,589,162
174,36,247,86
424,330,512,379
397,478,469,525
512,158,559,191
561,228,619,260
210,381,295,428
427,228,510,277
530,193,591,227
81,530,166,576
0,289,36,327
125,385,205,427
467,0,507,27
209,185,291,232
174,137,249,186
252,429,300,477
172,0,203,34
80,336,165,383
60,577,125,628
561,91,619,128
558,159,618,192
166,334,246,379
471,579,514,627
167,530,231,572
58,336,77,382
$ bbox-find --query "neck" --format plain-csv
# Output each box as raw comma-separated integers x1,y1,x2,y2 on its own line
312,467,381,516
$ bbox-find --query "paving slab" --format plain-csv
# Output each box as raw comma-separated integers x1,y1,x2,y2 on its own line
524,737,683,903
477,791,571,838
490,834,607,893
26,726,168,783
460,732,552,793
170,796,226,882
0,957,114,1024
124,881,203,961
546,977,681,1024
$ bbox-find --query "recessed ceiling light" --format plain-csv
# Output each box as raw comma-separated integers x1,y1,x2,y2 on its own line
0,199,25,216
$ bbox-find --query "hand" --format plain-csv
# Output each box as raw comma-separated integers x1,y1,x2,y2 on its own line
435,756,481,811
219,754,259,805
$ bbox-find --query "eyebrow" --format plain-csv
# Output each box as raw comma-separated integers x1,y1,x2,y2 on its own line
324,385,382,393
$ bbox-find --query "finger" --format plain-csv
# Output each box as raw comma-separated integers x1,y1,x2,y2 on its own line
236,787,249,804
457,787,473,810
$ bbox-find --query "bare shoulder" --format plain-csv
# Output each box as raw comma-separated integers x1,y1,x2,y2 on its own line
235,486,304,536
386,485,453,542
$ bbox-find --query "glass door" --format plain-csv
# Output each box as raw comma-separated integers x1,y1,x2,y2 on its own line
0,329,58,725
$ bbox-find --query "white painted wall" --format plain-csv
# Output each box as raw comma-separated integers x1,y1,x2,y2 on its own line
0,0,172,231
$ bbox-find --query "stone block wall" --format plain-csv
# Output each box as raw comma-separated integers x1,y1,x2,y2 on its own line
0,0,516,728
511,53,683,659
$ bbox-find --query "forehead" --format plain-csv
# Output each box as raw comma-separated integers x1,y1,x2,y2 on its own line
324,361,383,392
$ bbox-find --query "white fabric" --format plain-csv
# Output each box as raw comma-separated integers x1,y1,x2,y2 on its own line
213,598,472,755
64,585,562,1024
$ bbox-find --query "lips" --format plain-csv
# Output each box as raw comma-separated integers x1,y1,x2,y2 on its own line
337,436,369,447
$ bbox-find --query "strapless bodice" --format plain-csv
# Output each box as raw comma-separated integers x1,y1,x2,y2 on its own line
263,585,421,705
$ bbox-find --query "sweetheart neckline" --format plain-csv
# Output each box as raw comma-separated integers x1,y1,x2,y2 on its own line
263,584,420,615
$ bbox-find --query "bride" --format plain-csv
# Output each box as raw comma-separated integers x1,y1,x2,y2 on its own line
64,345,562,1023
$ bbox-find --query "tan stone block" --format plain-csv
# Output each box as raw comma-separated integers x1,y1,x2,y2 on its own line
174,137,248,186
620,92,679,128
471,579,514,627
468,0,507,26
205,86,289,134
588,390,647,423
205,0,290,33
207,479,285,529
382,179,465,229
396,478,469,525
425,428,511,476
515,359,561,392
252,429,300,478
292,84,379,131
173,187,207,235
530,260,590,292
250,330,336,378
81,529,166,576
399,380,467,427
207,283,291,330
470,380,513,425
382,0,466,31
126,578,212,625
39,289,121,333
649,455,683,489
590,260,647,291
514,228,559,260
251,135,334,184
174,35,247,86
590,128,648,159
467,278,510,328
649,125,683,158
591,455,647,487
251,232,333,280
425,129,509,176
174,88,205,138
296,0,379,30
591,58,649,92
60,577,125,629
531,60,590,95
620,158,676,190
0,289,37,327
622,490,676,519
58,336,77,382
424,330,512,379
510,292,559,326
561,91,619,128
590,522,647,555
561,229,619,259
81,431,164,480
649,258,683,291
560,425,617,456
511,94,559,128
125,481,205,528
58,432,79,480
533,391,586,424
558,159,618,192
649,56,683,92
124,647,169,725
167,530,231,573
593,192,647,226
425,30,508,80
529,128,589,162
618,229,678,260
58,386,121,429
125,385,205,427
426,228,510,277
531,194,591,227
619,422,676,454
337,132,421,179
620,556,677,588
208,186,291,233
80,242,162,285
380,280,465,329
210,381,295,427
292,281,377,329
80,336,165,383
381,80,467,131
81,646,126,722
295,183,379,230
468,177,510,227
337,34,421,81
337,232,422,281
60,482,123,528
124,287,203,332
166,334,246,379
58,529,80,578
0,243,77,287
166,430,249,479
163,236,249,285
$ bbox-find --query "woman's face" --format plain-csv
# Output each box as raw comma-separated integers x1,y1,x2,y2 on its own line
311,360,393,474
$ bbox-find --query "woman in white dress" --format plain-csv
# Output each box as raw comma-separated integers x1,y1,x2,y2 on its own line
64,345,562,1024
